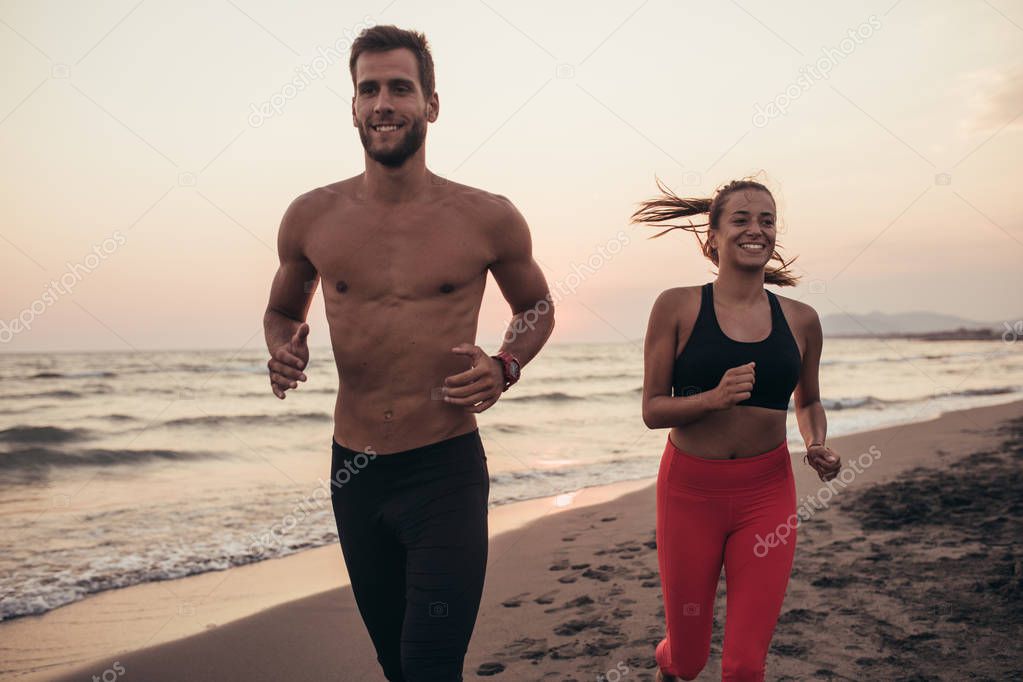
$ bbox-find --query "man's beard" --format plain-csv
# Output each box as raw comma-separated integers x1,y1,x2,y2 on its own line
358,117,427,168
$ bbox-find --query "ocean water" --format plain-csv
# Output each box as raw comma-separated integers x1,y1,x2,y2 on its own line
1,338,1021,622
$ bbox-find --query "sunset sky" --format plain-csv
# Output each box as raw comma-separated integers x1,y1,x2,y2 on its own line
2,0,1021,352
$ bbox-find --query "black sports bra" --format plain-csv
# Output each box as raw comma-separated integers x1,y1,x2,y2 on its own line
672,282,802,411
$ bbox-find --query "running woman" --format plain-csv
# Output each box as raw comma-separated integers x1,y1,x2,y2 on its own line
633,178,841,682
262,25,554,681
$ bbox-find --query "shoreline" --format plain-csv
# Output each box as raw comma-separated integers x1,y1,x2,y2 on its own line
6,389,1009,624
5,398,1022,680
1,477,656,681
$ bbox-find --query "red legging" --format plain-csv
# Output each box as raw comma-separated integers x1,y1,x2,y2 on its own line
655,436,797,681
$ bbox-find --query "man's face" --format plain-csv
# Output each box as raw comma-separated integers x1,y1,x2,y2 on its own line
351,48,438,168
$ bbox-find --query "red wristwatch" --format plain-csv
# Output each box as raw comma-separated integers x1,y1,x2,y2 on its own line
491,351,521,392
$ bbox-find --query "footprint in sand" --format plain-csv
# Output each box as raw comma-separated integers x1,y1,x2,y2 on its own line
626,653,658,670
476,661,505,676
582,566,615,582
595,541,646,560
565,595,595,608
548,641,584,660
543,595,595,614
777,608,828,626
554,616,605,636
826,539,857,550
533,590,558,605
500,636,549,662
811,574,857,588
550,620,628,659
581,633,628,657
501,592,530,608
769,641,809,657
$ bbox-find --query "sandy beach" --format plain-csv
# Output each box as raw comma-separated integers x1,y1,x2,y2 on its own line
5,399,1021,681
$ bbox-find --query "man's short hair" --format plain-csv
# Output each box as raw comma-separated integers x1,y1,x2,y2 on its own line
349,25,435,97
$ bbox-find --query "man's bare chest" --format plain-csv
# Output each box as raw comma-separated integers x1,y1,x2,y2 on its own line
304,209,492,302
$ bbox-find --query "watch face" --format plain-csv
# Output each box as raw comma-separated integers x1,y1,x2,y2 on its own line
508,360,521,379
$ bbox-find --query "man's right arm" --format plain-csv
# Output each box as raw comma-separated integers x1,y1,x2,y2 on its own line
264,193,319,397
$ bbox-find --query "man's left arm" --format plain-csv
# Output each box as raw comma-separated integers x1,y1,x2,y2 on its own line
443,198,555,412
487,198,555,366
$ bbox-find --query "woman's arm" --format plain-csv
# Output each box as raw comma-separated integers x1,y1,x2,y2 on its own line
642,289,724,428
793,304,840,480
793,305,826,445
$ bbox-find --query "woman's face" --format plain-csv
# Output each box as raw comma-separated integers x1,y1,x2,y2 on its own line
709,189,777,270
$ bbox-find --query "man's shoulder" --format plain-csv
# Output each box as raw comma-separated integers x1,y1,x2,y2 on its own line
277,179,358,244
290,177,359,215
439,177,520,223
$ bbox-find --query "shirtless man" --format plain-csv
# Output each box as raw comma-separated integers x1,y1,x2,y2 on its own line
262,25,554,682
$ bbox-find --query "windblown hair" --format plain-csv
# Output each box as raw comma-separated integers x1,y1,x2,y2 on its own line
630,177,799,286
349,25,436,97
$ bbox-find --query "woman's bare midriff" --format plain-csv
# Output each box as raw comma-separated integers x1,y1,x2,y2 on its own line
668,404,788,459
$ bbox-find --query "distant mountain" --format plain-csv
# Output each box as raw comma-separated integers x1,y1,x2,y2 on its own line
821,311,1021,338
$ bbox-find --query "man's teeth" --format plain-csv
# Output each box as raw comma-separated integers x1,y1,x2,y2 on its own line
374,124,401,131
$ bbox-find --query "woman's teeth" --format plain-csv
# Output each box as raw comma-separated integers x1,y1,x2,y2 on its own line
739,243,765,250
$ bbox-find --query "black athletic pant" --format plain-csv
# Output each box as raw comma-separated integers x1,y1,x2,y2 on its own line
329,429,489,682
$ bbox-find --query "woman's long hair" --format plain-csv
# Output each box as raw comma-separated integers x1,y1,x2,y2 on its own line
630,177,800,287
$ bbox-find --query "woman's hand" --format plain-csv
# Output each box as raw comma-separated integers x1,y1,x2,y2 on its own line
803,444,841,482
709,362,756,410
